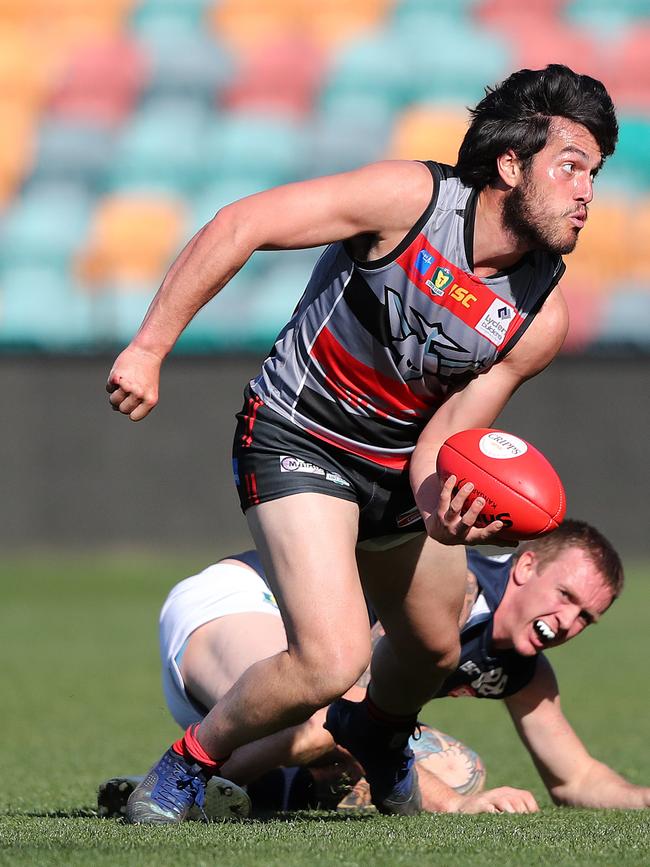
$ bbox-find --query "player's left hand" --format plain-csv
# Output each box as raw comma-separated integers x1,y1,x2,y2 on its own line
424,474,508,547
455,786,539,814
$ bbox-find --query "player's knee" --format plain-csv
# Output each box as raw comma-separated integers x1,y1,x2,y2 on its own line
296,638,370,708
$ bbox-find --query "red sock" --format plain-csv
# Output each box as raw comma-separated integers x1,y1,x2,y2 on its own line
364,693,419,729
172,724,230,772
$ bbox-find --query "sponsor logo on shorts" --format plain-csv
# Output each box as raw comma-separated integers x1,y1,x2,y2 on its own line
396,506,423,528
280,455,325,476
479,431,527,459
232,458,240,486
262,591,279,609
325,471,351,488
474,298,515,346
426,266,453,296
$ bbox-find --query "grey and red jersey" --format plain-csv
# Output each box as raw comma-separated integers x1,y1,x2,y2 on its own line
251,162,565,471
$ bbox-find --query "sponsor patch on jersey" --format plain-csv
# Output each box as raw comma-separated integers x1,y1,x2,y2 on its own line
396,505,423,528
280,455,326,476
474,298,516,346
413,249,436,277
426,266,453,296
479,431,528,459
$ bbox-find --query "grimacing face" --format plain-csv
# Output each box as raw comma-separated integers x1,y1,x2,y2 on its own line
492,546,614,657
502,117,603,256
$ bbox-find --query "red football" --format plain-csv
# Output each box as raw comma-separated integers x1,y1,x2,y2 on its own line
436,428,566,541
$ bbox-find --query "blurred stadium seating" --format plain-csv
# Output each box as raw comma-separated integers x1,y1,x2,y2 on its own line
0,0,648,353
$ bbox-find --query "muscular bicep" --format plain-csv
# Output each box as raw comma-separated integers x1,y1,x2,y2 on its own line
505,655,593,796
216,160,434,253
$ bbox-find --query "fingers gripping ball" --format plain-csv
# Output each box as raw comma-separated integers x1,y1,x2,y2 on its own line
436,429,566,541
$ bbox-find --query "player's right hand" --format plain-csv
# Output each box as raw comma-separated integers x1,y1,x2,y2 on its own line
455,786,539,814
427,474,507,547
106,345,162,421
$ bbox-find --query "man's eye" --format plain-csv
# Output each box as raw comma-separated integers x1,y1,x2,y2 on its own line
562,163,574,173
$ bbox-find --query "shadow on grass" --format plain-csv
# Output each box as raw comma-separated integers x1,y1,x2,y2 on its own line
3,807,375,824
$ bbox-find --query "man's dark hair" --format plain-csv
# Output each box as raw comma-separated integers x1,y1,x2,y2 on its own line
512,519,625,600
456,64,618,190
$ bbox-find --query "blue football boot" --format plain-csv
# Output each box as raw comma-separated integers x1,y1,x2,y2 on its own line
125,747,211,824
324,697,422,815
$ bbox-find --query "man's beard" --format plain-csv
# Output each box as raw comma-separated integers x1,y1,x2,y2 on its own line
502,178,581,256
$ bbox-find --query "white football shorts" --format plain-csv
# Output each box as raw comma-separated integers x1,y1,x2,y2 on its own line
159,555,281,729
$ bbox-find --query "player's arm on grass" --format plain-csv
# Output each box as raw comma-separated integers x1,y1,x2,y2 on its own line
505,654,650,809
417,764,539,814
410,288,568,546
106,160,433,420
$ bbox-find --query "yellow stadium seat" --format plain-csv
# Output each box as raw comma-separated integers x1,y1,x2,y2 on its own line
0,99,37,206
565,200,631,288
77,194,187,284
389,106,467,164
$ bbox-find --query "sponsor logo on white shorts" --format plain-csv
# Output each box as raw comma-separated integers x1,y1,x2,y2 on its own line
475,299,515,346
280,455,325,475
479,432,528,459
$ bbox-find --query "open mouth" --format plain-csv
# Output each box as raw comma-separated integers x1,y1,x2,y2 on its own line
534,619,557,644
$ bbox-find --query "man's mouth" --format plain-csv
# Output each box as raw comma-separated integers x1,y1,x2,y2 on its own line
534,619,557,644
568,211,587,228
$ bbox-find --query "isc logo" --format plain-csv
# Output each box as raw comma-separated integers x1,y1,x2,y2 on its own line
449,285,477,308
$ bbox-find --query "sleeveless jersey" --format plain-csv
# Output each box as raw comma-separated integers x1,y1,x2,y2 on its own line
435,550,538,700
251,162,565,470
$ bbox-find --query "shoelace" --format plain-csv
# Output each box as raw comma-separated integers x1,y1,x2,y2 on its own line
156,761,207,820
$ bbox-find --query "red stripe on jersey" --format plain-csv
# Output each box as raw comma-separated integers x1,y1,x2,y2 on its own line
304,425,410,471
311,326,431,420
396,237,526,348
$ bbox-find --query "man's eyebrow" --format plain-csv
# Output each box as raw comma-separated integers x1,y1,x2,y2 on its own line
558,146,603,171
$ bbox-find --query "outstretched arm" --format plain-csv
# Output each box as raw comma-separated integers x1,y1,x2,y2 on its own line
506,654,650,809
106,160,433,421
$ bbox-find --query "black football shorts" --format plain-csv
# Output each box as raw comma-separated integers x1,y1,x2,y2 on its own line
232,385,425,544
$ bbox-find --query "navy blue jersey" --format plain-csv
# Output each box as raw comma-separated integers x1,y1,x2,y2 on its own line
435,550,538,699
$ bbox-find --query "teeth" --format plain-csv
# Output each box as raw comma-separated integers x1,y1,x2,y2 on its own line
534,620,556,641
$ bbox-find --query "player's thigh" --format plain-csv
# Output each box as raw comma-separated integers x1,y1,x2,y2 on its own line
181,611,288,710
246,493,371,671
359,533,466,661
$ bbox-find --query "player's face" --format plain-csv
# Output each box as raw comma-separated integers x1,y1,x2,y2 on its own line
505,547,614,657
503,118,602,255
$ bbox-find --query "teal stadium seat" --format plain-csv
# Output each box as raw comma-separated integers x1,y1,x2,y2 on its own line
0,181,92,270
602,117,650,191
31,119,116,189
596,289,650,350
565,0,650,34
202,111,307,188
0,266,93,349
107,98,211,195
135,22,234,104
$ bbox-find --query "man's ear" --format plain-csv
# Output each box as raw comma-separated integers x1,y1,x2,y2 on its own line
496,149,523,189
512,550,536,586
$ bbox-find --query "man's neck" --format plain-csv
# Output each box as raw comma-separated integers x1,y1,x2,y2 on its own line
472,186,531,278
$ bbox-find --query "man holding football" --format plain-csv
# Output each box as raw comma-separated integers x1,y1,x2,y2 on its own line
106,65,619,820
99,520,649,817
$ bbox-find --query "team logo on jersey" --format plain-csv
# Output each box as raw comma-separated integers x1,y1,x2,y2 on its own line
475,298,516,346
384,286,478,383
413,249,435,277
426,266,453,296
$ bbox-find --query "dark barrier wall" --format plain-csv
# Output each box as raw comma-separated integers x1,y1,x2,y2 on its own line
2,356,649,555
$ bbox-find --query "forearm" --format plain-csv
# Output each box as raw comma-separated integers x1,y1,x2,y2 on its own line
552,760,650,809
132,213,250,357
417,765,466,812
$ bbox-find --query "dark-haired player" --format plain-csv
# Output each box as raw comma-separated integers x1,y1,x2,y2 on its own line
106,65,619,821
99,521,649,817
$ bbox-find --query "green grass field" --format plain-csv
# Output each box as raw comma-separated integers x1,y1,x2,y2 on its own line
1,551,649,866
